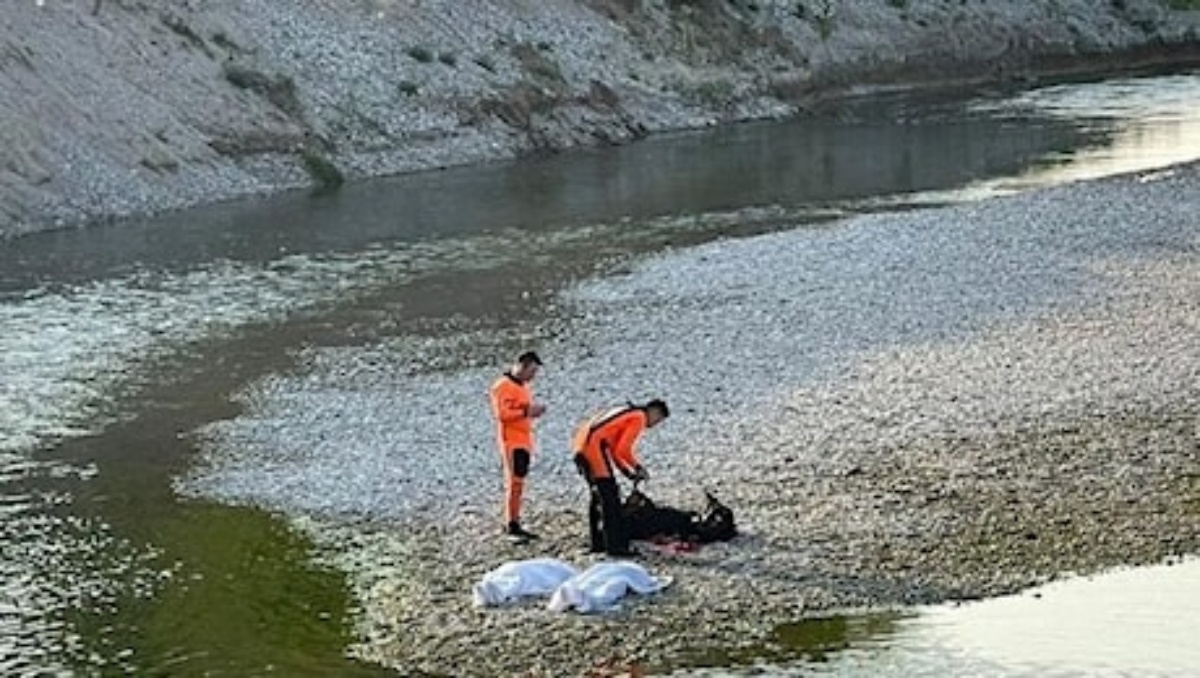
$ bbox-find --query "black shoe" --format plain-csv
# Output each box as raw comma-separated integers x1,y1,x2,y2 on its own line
505,523,540,540
606,547,638,558
585,542,604,554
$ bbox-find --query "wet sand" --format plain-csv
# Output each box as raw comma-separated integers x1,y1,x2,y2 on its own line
184,163,1200,675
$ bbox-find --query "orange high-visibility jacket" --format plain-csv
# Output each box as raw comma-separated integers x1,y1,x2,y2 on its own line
572,405,646,479
490,373,534,453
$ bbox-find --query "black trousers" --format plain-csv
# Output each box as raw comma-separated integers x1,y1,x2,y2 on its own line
589,478,628,554
575,456,628,554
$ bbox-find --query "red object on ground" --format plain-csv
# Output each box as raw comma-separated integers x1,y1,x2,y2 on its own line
643,538,700,555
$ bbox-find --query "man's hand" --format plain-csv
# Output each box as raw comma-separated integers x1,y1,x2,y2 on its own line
631,465,650,483
527,403,547,418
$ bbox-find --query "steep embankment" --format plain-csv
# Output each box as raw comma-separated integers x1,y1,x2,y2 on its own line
1,0,1196,236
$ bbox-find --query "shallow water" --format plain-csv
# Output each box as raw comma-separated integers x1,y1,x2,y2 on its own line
675,559,1200,676
1,69,1199,674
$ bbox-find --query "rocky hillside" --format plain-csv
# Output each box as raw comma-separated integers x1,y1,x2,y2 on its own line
2,0,1197,237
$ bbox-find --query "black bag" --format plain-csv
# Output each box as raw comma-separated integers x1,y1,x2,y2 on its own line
694,491,736,543
622,486,737,544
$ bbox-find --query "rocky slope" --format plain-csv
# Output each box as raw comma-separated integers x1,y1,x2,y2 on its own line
2,0,1197,237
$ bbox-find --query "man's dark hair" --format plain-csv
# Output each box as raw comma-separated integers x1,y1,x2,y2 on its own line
645,398,669,418
516,350,543,366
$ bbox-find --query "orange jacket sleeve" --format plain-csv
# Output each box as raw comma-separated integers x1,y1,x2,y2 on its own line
605,413,645,474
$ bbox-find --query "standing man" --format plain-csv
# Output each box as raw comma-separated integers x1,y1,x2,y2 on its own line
572,399,670,557
489,351,546,540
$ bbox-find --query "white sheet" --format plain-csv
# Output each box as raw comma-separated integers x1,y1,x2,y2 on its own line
547,561,672,614
472,559,672,613
472,558,580,607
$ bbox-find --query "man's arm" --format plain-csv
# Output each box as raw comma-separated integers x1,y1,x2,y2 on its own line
609,429,642,479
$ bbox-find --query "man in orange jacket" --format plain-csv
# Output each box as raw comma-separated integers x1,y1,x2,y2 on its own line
489,351,546,540
572,399,669,556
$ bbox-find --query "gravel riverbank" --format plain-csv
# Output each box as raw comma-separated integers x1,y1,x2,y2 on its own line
182,163,1200,674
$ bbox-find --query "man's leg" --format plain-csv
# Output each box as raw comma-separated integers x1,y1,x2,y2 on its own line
587,485,604,552
504,448,537,539
575,454,604,552
594,478,631,556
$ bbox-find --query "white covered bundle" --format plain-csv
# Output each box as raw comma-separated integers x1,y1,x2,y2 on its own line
547,561,672,614
472,558,580,607
472,559,672,613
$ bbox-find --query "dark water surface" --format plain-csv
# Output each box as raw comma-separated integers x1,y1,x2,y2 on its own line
2,70,1198,674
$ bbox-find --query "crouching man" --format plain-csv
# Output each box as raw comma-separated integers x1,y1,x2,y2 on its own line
571,399,669,557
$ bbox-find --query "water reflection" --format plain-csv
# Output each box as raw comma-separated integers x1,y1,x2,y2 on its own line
681,560,1200,676
674,612,910,672
0,453,155,678
0,92,1110,294
907,559,1200,677
970,73,1200,194
7,74,1196,296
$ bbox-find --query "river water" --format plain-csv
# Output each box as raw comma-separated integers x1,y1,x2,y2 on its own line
1,70,1199,675
672,558,1200,676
